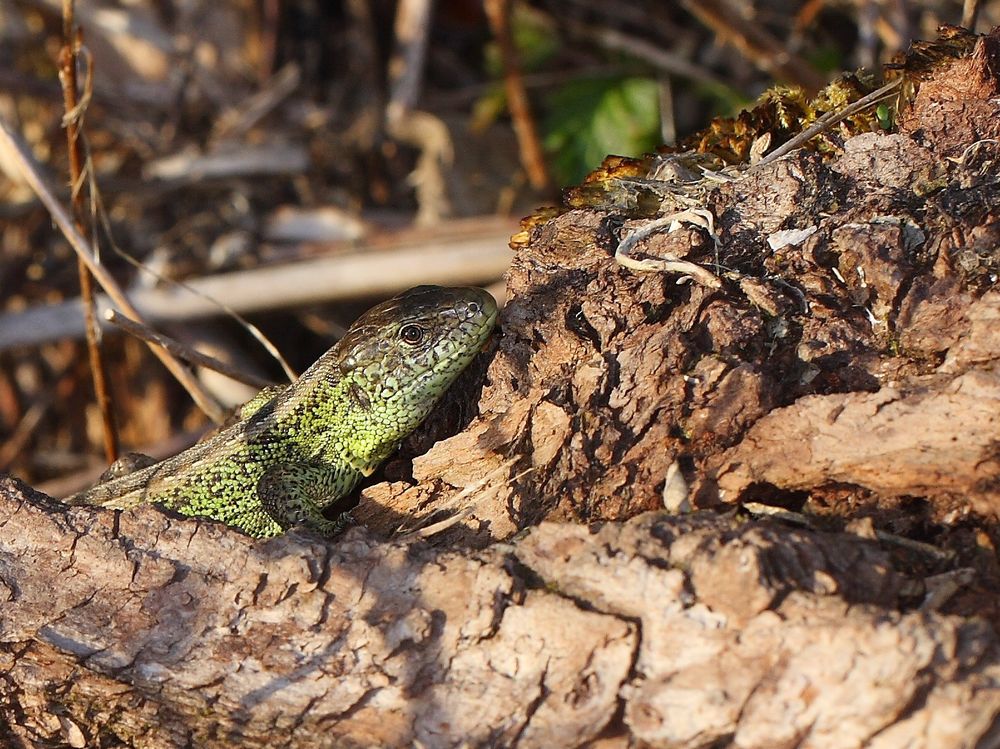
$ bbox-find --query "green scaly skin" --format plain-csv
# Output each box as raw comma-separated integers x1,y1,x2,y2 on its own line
66,286,498,538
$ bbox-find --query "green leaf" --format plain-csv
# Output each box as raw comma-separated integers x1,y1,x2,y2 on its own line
542,76,661,186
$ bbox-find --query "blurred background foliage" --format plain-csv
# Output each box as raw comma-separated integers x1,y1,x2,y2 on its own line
541,75,662,186
0,0,997,489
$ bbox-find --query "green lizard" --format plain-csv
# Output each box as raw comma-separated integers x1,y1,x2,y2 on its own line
66,285,498,538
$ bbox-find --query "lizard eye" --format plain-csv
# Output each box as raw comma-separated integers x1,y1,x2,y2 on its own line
399,324,424,345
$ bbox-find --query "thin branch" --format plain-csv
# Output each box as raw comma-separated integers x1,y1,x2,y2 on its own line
83,156,298,382
659,77,677,147
0,118,227,424
104,310,276,391
386,0,453,225
568,22,731,90
396,458,530,540
59,0,118,462
484,0,550,191
211,63,301,143
680,0,827,91
750,78,903,171
0,399,52,473
387,0,432,115
741,501,955,561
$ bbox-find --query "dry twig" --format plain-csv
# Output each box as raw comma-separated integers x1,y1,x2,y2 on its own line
0,119,226,423
484,0,550,191
963,0,983,30
750,78,903,170
741,501,956,561
397,457,530,540
681,0,827,91
59,0,118,461
386,0,453,224
104,310,276,391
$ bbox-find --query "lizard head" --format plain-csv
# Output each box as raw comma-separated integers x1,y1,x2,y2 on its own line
332,285,498,469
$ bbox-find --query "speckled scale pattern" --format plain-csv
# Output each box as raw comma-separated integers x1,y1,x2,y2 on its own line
67,286,498,538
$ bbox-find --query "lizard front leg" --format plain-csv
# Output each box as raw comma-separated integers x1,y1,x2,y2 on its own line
256,462,358,536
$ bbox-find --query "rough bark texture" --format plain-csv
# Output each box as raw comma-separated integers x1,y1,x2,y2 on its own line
2,478,1000,748
5,31,1000,749
358,33,1000,544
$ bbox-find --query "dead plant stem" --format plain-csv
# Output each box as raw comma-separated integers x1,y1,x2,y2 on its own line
59,0,119,461
0,119,227,423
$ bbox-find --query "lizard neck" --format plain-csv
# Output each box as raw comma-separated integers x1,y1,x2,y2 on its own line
296,370,403,473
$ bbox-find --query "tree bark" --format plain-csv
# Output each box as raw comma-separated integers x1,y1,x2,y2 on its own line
359,33,1000,542
4,29,1000,749
2,479,999,748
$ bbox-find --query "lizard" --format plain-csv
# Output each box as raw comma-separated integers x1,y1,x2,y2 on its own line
65,285,498,538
